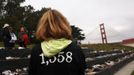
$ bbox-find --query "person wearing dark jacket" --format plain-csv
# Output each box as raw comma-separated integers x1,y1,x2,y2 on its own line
2,24,12,49
28,8,86,75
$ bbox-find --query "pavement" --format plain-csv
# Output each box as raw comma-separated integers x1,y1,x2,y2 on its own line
114,60,134,75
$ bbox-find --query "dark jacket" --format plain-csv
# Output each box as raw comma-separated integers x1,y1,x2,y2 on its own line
2,28,11,48
29,42,86,75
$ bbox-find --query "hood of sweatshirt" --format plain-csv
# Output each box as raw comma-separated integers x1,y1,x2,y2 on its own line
41,38,72,58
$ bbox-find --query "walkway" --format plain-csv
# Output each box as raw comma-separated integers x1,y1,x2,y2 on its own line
114,60,134,75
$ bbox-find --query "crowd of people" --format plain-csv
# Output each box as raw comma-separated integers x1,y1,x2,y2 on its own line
2,24,30,50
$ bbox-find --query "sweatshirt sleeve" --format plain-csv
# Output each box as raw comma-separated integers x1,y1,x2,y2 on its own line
72,44,86,75
77,46,87,75
28,44,40,75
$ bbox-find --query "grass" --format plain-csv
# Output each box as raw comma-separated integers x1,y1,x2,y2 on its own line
81,43,134,51
0,42,34,49
0,42,4,47
131,70,134,75
1,42,134,51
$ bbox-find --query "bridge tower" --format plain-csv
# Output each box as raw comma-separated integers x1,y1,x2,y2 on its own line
99,23,108,44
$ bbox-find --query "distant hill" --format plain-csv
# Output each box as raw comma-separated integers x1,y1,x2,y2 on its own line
81,43,134,51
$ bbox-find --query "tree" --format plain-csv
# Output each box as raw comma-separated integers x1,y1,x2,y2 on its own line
0,0,35,32
71,25,85,44
24,8,47,32
0,1,85,43
0,0,25,17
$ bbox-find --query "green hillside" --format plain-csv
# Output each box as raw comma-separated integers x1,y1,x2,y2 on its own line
81,43,134,51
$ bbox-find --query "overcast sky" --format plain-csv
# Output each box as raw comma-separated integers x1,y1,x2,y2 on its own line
22,0,134,43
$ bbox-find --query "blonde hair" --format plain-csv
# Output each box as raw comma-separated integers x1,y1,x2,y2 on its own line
36,9,72,41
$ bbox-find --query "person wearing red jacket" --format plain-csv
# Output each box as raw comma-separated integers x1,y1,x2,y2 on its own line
18,26,29,48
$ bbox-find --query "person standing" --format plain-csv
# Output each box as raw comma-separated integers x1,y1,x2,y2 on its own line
29,9,86,75
9,26,17,49
18,26,29,49
2,24,11,49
